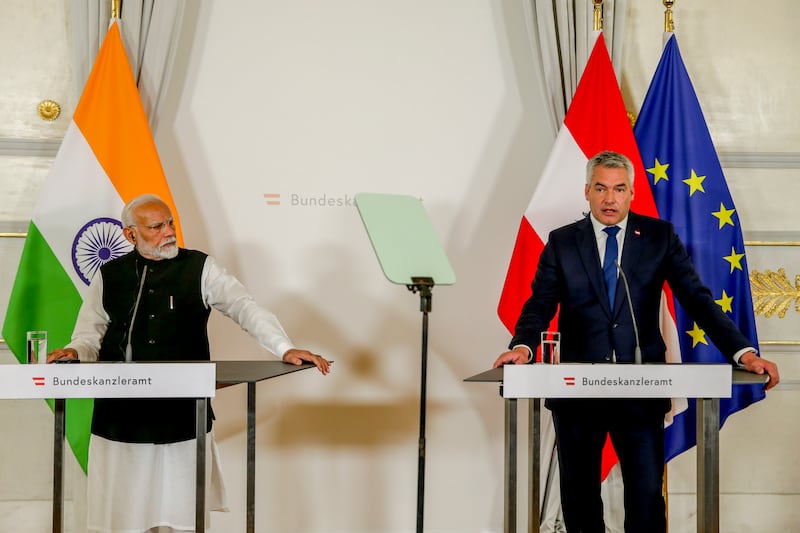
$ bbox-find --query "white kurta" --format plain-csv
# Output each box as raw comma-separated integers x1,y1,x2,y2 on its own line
87,433,227,532
67,254,296,532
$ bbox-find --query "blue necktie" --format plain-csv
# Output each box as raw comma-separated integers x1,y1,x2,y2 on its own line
603,226,620,308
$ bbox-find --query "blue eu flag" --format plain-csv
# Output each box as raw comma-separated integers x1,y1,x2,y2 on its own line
634,35,765,461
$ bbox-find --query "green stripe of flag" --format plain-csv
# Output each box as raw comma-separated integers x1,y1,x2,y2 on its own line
2,222,93,472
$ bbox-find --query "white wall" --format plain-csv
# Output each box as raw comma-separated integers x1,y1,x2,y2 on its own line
155,1,553,531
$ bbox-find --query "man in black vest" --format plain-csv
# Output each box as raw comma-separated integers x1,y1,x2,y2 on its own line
48,194,330,532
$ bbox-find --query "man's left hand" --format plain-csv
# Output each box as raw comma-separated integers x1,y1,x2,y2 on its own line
283,348,331,375
739,351,780,391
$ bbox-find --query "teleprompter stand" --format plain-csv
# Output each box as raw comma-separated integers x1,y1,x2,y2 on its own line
407,276,433,532
355,193,456,533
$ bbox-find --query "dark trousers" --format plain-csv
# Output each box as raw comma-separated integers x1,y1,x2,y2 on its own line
552,409,666,533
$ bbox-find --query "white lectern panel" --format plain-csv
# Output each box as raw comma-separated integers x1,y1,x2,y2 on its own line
0,362,216,399
502,363,731,399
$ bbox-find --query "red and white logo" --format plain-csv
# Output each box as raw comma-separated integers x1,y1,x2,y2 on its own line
563,376,576,386
32,377,45,387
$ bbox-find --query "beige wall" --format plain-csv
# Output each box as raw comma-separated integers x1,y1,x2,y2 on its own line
1,1,797,532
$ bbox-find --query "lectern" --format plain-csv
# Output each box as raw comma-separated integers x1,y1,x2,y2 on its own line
0,359,316,533
466,364,768,533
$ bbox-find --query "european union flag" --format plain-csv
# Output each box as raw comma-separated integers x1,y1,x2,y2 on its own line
634,35,765,461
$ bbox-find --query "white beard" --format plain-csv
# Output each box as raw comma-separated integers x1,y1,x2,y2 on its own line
156,243,179,259
138,238,178,260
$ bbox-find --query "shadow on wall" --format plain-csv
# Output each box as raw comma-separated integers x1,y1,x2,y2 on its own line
208,234,432,445
269,398,423,446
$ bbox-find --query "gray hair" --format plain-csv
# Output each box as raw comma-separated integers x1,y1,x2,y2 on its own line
585,151,634,185
121,194,167,227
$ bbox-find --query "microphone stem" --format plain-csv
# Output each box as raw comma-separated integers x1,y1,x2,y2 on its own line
615,260,642,364
125,265,148,363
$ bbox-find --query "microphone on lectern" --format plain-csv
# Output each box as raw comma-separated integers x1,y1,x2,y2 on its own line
615,260,642,365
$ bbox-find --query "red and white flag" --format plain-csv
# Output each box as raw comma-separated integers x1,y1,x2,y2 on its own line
496,33,663,485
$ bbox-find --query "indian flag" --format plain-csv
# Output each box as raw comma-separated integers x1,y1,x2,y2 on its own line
2,19,182,472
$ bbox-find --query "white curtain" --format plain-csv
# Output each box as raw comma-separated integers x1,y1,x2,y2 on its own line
68,0,112,97
525,0,628,132
68,0,186,132
520,2,629,532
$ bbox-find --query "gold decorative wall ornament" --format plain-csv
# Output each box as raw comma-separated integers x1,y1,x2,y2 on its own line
37,99,61,121
749,268,800,318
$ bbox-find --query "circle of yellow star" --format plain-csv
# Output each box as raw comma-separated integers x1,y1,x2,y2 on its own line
723,247,745,273
715,290,734,313
686,322,709,348
647,158,670,185
711,203,736,229
683,169,706,196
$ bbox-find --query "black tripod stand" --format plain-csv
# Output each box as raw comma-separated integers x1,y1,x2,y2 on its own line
407,276,434,533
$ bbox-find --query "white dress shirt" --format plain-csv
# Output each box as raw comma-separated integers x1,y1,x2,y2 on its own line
67,254,296,360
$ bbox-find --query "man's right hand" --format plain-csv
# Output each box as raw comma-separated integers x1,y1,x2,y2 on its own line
46,348,78,364
492,346,531,368
740,351,780,391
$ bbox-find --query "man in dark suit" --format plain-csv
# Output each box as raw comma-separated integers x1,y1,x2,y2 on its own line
493,150,779,533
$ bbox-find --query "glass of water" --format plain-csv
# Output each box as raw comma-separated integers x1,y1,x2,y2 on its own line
540,331,560,364
26,331,48,364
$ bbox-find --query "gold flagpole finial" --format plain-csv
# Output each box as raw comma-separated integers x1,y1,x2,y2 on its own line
111,0,120,19
593,0,604,31
664,0,675,32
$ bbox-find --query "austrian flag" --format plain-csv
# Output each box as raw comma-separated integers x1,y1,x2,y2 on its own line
496,33,664,482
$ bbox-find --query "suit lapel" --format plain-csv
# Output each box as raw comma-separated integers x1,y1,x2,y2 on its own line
620,213,645,286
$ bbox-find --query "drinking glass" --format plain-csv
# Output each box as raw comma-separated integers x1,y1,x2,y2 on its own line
540,331,560,364
26,331,48,364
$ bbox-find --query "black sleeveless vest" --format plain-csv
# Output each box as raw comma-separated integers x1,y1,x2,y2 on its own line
91,248,214,443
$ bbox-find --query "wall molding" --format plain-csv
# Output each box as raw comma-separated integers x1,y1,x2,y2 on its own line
0,137,61,157
2,140,800,169
718,151,800,169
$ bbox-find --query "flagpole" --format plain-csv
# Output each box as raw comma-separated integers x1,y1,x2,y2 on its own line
111,0,120,19
664,1,675,33
593,0,604,31
660,5,676,530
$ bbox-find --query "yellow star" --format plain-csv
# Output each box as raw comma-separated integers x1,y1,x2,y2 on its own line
711,203,736,229
647,158,670,185
723,247,745,273
686,322,709,348
682,169,706,196
715,290,733,313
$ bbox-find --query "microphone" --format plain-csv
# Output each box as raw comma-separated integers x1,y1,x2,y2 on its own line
615,260,642,365
125,264,148,363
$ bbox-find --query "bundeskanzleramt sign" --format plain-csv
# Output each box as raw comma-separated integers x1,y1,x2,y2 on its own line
0,362,216,399
502,363,731,399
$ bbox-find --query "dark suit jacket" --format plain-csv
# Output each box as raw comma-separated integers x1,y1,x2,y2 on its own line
510,212,752,420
